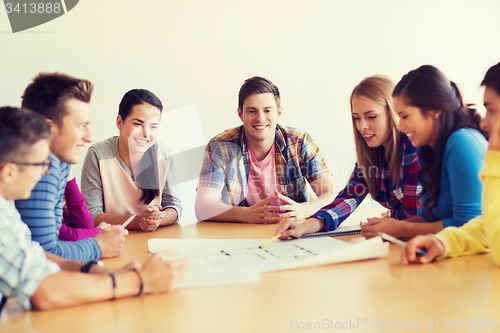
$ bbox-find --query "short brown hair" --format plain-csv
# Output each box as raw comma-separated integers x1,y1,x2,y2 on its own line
21,72,93,126
0,107,51,164
238,76,281,111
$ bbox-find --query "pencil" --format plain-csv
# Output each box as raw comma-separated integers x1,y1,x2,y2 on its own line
380,233,427,255
121,214,136,229
259,233,282,249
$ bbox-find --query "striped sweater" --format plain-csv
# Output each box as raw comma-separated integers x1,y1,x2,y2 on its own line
15,153,101,261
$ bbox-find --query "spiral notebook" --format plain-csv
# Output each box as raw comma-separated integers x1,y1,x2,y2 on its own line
299,224,362,239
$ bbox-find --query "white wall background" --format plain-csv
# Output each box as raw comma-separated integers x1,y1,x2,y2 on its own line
1,0,499,222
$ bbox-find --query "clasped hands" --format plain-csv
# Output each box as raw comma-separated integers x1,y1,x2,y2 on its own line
139,205,164,232
245,191,308,224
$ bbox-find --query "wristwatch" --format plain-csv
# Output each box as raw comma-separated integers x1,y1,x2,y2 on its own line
80,260,104,273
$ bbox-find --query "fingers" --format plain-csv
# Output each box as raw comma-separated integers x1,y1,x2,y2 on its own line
360,221,381,239
278,205,293,212
257,195,279,206
275,191,295,205
96,222,111,229
364,217,382,225
144,253,189,293
403,236,443,265
276,211,297,219
275,218,301,238
140,218,160,232
360,217,386,239
147,205,161,212
275,219,293,235
259,205,281,213
95,225,127,259
106,225,128,235
281,228,302,239
400,246,409,266
381,210,391,218
143,211,164,220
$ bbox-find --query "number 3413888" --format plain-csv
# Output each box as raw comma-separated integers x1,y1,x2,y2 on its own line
5,3,62,14
443,319,498,330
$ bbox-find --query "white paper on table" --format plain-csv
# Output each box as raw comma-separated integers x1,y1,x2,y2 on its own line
277,237,388,271
179,264,260,290
148,236,388,280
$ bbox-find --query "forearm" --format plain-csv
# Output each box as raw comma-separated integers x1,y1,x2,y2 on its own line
31,270,141,310
196,199,248,222
300,218,326,234
400,220,443,238
158,208,178,226
405,215,428,222
299,192,337,218
305,175,339,218
59,223,101,241
46,252,84,271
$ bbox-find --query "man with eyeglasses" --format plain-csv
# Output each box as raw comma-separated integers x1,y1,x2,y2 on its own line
11,157,52,174
15,72,127,262
0,107,187,311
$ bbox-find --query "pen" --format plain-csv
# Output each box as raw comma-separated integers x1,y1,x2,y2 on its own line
258,234,282,249
380,233,427,255
121,214,136,229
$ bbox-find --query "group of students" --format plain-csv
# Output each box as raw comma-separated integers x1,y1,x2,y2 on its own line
0,61,499,311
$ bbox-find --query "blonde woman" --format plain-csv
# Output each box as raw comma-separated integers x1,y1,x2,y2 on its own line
276,75,421,238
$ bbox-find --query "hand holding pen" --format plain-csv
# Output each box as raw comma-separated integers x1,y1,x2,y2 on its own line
397,234,445,265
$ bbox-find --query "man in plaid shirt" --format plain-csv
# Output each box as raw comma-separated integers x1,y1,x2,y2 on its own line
195,77,337,223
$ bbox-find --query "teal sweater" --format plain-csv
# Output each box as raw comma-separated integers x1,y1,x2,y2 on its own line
418,128,488,228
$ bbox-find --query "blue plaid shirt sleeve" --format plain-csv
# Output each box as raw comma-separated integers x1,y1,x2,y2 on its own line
313,163,369,230
298,131,331,183
197,140,228,191
0,199,60,310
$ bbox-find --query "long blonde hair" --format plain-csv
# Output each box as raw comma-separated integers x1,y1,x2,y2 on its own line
350,75,403,198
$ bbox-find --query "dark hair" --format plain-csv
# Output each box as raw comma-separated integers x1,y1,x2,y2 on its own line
118,89,163,205
21,72,93,127
238,76,281,111
481,61,500,95
393,65,485,218
119,89,163,120
0,107,51,164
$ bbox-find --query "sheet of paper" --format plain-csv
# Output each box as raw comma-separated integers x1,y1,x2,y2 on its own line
179,264,260,289
149,237,388,275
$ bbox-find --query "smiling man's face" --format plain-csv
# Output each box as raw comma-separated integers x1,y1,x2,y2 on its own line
238,93,282,145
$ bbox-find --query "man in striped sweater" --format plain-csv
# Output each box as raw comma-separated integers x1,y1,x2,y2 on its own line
15,72,126,261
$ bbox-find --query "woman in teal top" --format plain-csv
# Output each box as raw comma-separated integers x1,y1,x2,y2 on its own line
362,65,488,239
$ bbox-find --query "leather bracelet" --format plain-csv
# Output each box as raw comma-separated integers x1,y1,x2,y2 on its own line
109,273,116,300
132,268,144,297
81,260,103,273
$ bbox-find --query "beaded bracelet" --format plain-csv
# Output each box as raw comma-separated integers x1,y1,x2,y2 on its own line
132,268,144,297
109,273,116,300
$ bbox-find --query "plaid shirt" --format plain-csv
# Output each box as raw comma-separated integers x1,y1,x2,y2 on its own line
0,195,60,311
314,136,422,231
197,125,331,206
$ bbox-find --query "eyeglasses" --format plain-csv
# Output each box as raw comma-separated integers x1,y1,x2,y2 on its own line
11,157,52,174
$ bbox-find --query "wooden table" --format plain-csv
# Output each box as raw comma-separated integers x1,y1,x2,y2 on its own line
2,222,500,333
